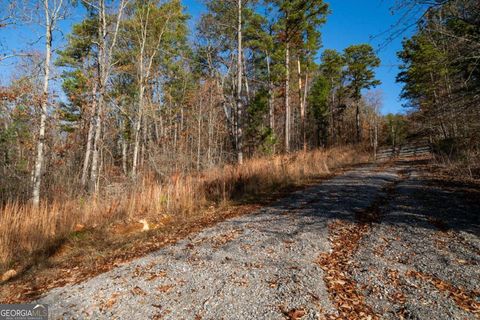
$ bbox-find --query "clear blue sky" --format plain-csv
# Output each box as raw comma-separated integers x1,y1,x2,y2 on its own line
1,0,413,114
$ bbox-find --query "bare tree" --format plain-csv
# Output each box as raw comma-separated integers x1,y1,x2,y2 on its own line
365,90,383,160
32,0,68,206
236,0,243,164
85,0,129,193
131,2,175,178
284,40,290,153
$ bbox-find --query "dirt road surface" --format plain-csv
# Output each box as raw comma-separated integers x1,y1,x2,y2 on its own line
38,160,480,319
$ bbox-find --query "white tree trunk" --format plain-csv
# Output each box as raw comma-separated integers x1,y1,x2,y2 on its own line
284,42,290,153
267,54,274,131
236,0,243,165
90,0,106,193
297,58,306,152
90,93,103,193
88,0,127,193
132,84,144,178
32,0,52,206
81,84,97,186
132,6,171,177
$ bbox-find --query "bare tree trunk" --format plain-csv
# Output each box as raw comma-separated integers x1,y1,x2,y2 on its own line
374,116,378,161
207,90,213,166
355,100,361,143
90,92,103,193
132,6,171,176
32,0,53,206
266,54,274,131
196,103,202,171
284,42,290,153
303,72,308,148
132,85,144,178
236,0,243,165
122,136,128,175
88,0,126,193
141,112,147,168
81,84,97,186
132,11,146,179
297,58,306,152
242,51,250,103
90,0,106,193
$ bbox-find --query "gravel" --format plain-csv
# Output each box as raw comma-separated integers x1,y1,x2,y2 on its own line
353,164,480,320
37,162,480,320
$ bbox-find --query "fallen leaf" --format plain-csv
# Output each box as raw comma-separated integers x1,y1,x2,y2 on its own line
287,308,306,320
1,269,17,282
157,284,175,293
131,286,147,296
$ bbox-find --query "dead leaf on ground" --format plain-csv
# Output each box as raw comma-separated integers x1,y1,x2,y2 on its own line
146,270,168,281
156,284,175,293
100,293,120,310
1,269,17,282
285,308,306,320
131,286,147,296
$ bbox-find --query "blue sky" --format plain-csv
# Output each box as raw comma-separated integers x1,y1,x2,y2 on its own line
1,0,413,114
319,0,412,114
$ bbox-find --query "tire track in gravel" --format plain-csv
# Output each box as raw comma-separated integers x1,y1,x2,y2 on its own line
352,162,480,320
316,168,408,320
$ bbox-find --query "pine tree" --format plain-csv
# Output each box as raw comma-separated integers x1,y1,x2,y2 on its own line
343,44,381,143
319,49,345,144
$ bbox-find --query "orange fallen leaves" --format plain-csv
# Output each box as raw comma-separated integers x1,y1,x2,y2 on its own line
146,270,168,281
156,284,175,293
279,305,306,320
286,308,306,320
211,229,243,248
317,220,378,320
131,286,147,296
406,270,480,315
100,292,120,311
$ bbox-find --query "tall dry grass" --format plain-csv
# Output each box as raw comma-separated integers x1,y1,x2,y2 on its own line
0,146,367,270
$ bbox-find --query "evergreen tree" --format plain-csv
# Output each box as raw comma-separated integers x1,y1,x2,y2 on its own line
343,44,381,143
308,75,329,147
319,49,345,144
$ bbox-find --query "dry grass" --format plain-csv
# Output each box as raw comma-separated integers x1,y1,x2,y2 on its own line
433,151,480,180
0,146,367,274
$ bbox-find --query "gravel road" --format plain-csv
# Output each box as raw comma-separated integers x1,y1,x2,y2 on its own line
38,161,480,319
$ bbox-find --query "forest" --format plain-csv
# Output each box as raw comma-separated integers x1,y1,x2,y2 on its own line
0,0,388,204
0,0,479,301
